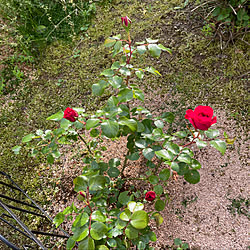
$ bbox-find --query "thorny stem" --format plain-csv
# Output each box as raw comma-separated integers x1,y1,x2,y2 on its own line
85,186,93,237
120,151,129,178
77,132,92,155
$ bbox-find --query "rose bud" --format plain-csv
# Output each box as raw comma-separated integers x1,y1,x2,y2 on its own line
121,16,132,32
79,191,86,198
185,105,217,131
145,191,156,201
63,107,78,122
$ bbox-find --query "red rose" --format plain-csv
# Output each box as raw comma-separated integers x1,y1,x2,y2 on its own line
63,107,78,122
121,16,131,27
185,105,217,131
145,191,156,201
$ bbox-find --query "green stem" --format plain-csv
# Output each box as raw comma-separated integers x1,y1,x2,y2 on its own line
120,152,129,178
77,132,92,155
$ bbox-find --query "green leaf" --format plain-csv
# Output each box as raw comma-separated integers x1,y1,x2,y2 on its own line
154,185,163,195
118,88,133,102
97,245,109,250
134,89,144,101
119,117,137,132
111,61,120,69
72,226,88,241
22,134,35,143
135,139,147,149
118,191,130,205
145,66,161,76
113,41,122,56
158,44,172,54
137,45,147,54
90,128,100,137
120,67,131,76
148,44,161,57
154,120,164,128
104,38,116,47
162,112,175,123
12,145,21,155
86,119,100,130
210,139,226,155
174,238,182,245
60,118,71,129
66,237,75,250
146,38,159,43
135,70,144,79
92,210,106,222
120,208,131,221
190,159,201,170
155,200,165,211
53,212,65,227
78,237,95,250
101,120,119,138
92,80,108,96
177,153,192,164
90,222,108,240
130,210,149,229
164,142,180,155
100,69,114,77
127,201,144,213
125,225,139,239
152,213,163,227
109,76,123,88
89,175,106,191
143,148,155,160
171,162,189,175
47,154,54,164
72,213,89,227
155,149,174,161
174,130,187,138
46,111,64,121
137,241,146,250
109,158,121,167
107,238,117,248
205,129,220,139
73,176,88,192
196,139,207,149
148,175,159,184
184,169,200,184
127,152,140,161
108,167,120,177
159,168,170,181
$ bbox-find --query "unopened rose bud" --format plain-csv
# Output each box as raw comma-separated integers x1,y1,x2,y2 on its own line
79,191,86,198
121,16,132,32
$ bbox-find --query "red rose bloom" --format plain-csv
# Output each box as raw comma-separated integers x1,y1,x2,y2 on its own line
63,107,78,122
145,191,156,201
185,105,217,131
121,16,131,27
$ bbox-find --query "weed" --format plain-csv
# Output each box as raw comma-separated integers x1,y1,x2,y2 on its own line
227,197,249,218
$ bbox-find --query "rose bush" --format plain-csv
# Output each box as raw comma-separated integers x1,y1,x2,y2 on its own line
185,105,217,131
12,17,232,249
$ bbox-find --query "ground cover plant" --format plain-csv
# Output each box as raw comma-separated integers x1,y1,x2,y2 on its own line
13,17,233,249
0,0,110,94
